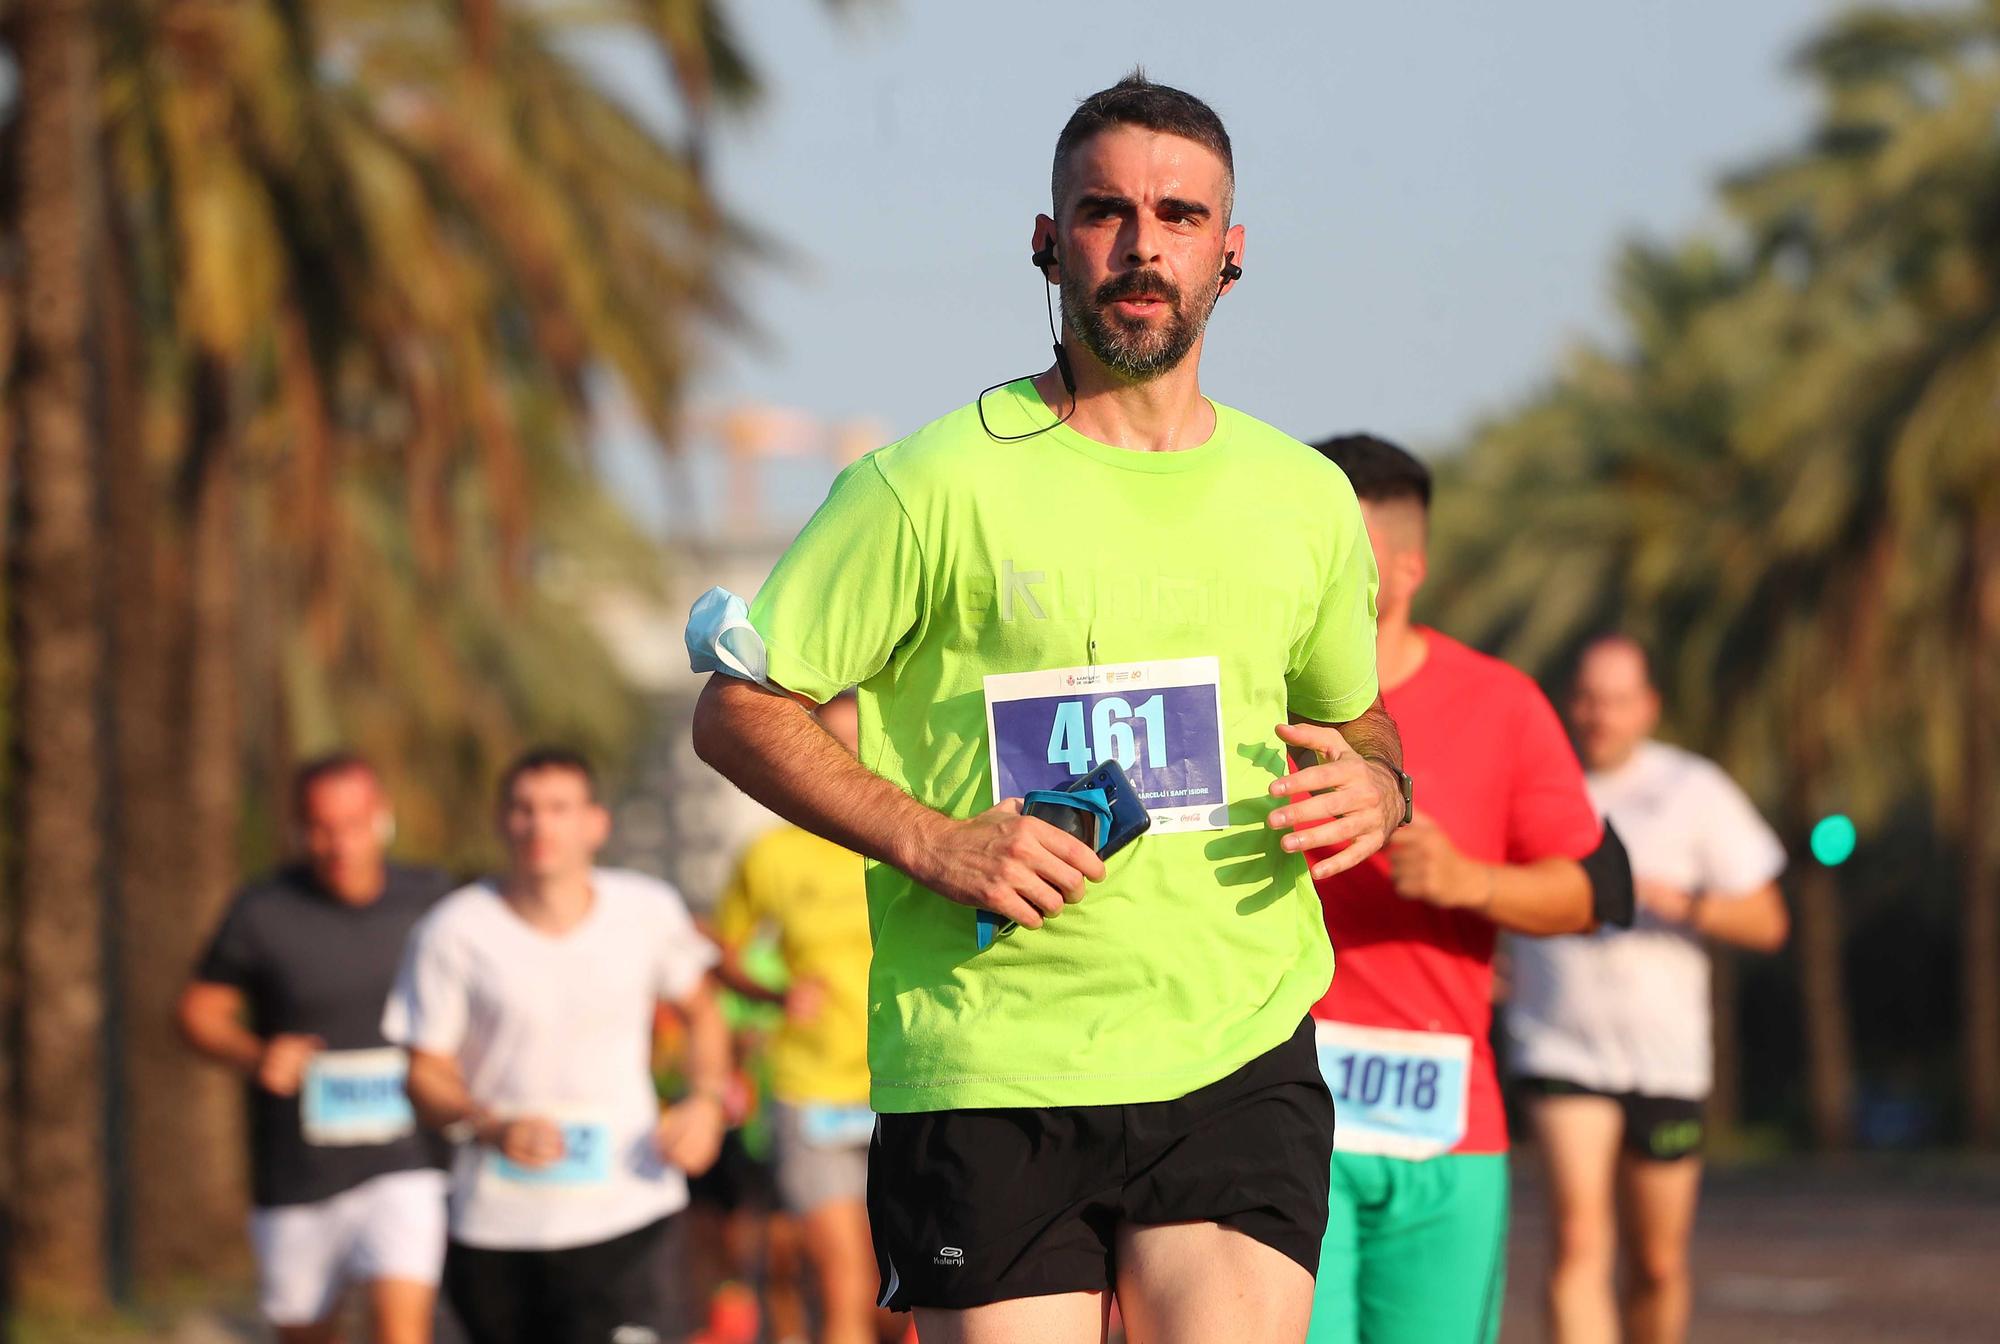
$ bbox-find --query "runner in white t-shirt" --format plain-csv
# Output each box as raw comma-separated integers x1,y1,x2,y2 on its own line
386,748,728,1344
1505,636,1790,1344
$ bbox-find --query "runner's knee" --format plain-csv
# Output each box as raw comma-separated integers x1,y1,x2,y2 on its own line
1625,1240,1689,1291
1551,1210,1617,1272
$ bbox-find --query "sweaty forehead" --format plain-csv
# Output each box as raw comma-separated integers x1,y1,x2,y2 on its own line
1580,643,1650,692
300,767,381,818
1057,126,1232,216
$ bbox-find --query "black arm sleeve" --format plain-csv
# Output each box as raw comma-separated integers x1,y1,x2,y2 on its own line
1582,820,1635,929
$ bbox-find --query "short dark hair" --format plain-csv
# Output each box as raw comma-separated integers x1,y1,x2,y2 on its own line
1311,434,1432,511
1052,70,1234,217
292,751,378,816
1577,633,1656,688
499,746,598,805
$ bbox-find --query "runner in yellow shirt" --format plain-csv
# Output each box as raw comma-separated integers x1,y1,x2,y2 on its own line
713,693,892,1344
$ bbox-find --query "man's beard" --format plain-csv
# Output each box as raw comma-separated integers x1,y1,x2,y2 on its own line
1060,265,1220,381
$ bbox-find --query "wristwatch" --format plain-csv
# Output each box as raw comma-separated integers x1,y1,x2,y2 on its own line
1365,756,1414,828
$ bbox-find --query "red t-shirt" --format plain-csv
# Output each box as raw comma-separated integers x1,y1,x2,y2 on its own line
1312,630,1600,1153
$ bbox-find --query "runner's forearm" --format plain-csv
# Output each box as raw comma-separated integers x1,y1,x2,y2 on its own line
675,982,733,1104
692,674,954,881
175,983,266,1074
712,947,788,1006
1324,696,1403,773
1689,881,1789,952
1478,856,1593,936
405,1048,496,1139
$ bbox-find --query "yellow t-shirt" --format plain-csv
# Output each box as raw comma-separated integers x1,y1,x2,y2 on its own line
714,825,872,1105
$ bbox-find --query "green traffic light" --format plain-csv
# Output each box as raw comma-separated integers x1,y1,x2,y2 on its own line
1810,814,1857,867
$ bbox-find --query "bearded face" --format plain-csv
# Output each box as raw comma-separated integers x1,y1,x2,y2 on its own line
1059,261,1223,382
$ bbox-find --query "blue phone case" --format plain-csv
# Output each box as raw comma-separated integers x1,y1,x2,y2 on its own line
979,760,1153,948
1066,758,1152,859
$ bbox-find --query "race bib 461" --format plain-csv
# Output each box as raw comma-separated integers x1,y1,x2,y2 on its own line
983,656,1228,833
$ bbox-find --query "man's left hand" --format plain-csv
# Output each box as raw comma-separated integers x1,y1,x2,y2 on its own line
1387,810,1486,910
1268,722,1402,880
655,1094,726,1175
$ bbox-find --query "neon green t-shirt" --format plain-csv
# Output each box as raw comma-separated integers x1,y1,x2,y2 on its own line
748,379,1380,1112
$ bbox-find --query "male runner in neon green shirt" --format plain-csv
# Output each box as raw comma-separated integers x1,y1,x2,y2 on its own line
691,73,1405,1344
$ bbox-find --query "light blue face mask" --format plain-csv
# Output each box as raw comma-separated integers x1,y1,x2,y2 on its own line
684,586,774,688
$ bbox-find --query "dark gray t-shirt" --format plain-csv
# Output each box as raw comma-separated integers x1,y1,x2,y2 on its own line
195,863,452,1207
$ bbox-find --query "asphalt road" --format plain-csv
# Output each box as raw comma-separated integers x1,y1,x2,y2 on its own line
109,1156,2000,1342
1500,1157,2000,1343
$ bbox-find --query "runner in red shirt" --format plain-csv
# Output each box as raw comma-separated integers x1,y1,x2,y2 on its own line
1304,434,1612,1344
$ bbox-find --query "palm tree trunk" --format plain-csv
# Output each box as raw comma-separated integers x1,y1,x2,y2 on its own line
100,207,249,1288
167,354,253,1268
1794,861,1856,1148
7,0,109,1313
1709,948,1741,1140
1963,512,1999,1146
0,223,20,1329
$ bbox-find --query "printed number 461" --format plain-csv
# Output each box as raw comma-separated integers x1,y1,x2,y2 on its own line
1047,695,1167,774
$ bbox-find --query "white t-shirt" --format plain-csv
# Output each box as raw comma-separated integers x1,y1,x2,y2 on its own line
382,868,717,1250
1505,741,1785,1100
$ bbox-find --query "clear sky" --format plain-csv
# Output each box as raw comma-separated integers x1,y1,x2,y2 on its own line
599,0,1833,528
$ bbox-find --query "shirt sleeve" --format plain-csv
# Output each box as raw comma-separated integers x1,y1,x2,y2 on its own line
380,913,469,1056
1286,476,1381,723
1505,681,1604,864
747,455,927,703
653,882,722,1005
1694,764,1787,896
191,893,258,989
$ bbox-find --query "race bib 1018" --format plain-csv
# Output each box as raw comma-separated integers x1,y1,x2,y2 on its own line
983,656,1228,833
1315,1020,1473,1161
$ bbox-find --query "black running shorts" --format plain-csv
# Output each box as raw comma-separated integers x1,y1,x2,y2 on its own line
443,1213,687,1344
1516,1075,1706,1161
868,1016,1335,1311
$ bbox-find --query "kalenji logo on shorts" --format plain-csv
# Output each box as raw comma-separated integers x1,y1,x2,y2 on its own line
934,1244,966,1267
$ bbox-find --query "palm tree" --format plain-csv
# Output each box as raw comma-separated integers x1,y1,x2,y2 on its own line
7,0,111,1313
1713,2,2000,1145
1430,3,2000,1148
1430,239,1868,1147
5,0,856,1304
62,0,855,1294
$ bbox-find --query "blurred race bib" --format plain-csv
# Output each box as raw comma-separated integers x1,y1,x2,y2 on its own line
984,657,1227,833
1316,1021,1471,1160
799,1103,875,1149
300,1048,415,1147
487,1110,614,1188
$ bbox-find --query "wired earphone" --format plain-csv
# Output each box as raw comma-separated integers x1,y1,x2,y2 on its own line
975,243,1243,443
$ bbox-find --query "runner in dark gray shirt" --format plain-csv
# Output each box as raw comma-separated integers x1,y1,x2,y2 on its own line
179,754,452,1344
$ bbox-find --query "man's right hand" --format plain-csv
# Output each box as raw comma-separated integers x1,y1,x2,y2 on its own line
487,1115,566,1169
908,799,1106,930
255,1034,324,1097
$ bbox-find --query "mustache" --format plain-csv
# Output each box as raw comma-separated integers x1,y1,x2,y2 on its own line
1094,269,1182,309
